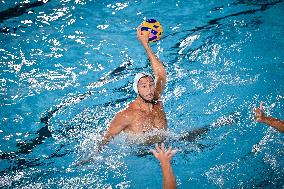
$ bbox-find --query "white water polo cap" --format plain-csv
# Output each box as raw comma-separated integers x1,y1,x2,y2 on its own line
133,72,155,94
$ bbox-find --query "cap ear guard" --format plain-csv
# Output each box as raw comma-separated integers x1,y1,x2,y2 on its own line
133,72,156,94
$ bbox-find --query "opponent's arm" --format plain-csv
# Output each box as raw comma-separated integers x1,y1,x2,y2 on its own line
261,117,284,132
254,102,284,133
150,144,177,189
137,27,166,99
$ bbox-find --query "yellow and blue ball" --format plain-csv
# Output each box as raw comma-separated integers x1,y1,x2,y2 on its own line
140,19,163,43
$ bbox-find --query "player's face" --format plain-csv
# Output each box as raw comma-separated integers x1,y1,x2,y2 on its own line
137,76,155,102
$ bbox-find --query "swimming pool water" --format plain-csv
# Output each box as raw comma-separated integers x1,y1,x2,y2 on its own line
1,0,284,188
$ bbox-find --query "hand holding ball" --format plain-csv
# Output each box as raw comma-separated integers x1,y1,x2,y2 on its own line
139,19,163,43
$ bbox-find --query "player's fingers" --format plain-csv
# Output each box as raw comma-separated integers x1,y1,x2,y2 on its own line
161,143,165,152
155,143,161,152
150,149,159,159
171,149,178,155
166,148,172,157
137,26,142,36
166,146,172,155
168,149,178,160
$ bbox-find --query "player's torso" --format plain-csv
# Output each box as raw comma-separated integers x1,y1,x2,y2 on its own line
125,104,167,133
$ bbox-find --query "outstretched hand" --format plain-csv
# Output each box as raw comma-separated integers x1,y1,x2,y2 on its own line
137,26,150,46
254,101,266,122
150,143,177,165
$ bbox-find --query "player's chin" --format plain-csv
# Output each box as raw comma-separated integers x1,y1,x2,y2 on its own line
145,94,154,101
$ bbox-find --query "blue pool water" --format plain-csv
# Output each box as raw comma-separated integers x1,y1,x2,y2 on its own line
1,0,284,188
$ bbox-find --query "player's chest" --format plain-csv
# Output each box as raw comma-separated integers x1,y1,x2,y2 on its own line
132,108,166,130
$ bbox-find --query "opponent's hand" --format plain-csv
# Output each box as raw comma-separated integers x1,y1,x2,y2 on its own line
150,143,177,165
254,101,266,122
137,26,150,46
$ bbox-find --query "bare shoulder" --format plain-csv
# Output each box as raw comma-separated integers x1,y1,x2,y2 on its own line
116,102,138,119
115,108,131,120
126,101,140,111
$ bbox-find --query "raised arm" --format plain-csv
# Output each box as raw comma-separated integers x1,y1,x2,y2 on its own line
254,102,284,133
150,144,177,189
137,27,166,99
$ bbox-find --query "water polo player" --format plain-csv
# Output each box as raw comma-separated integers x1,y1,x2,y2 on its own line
100,21,167,146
